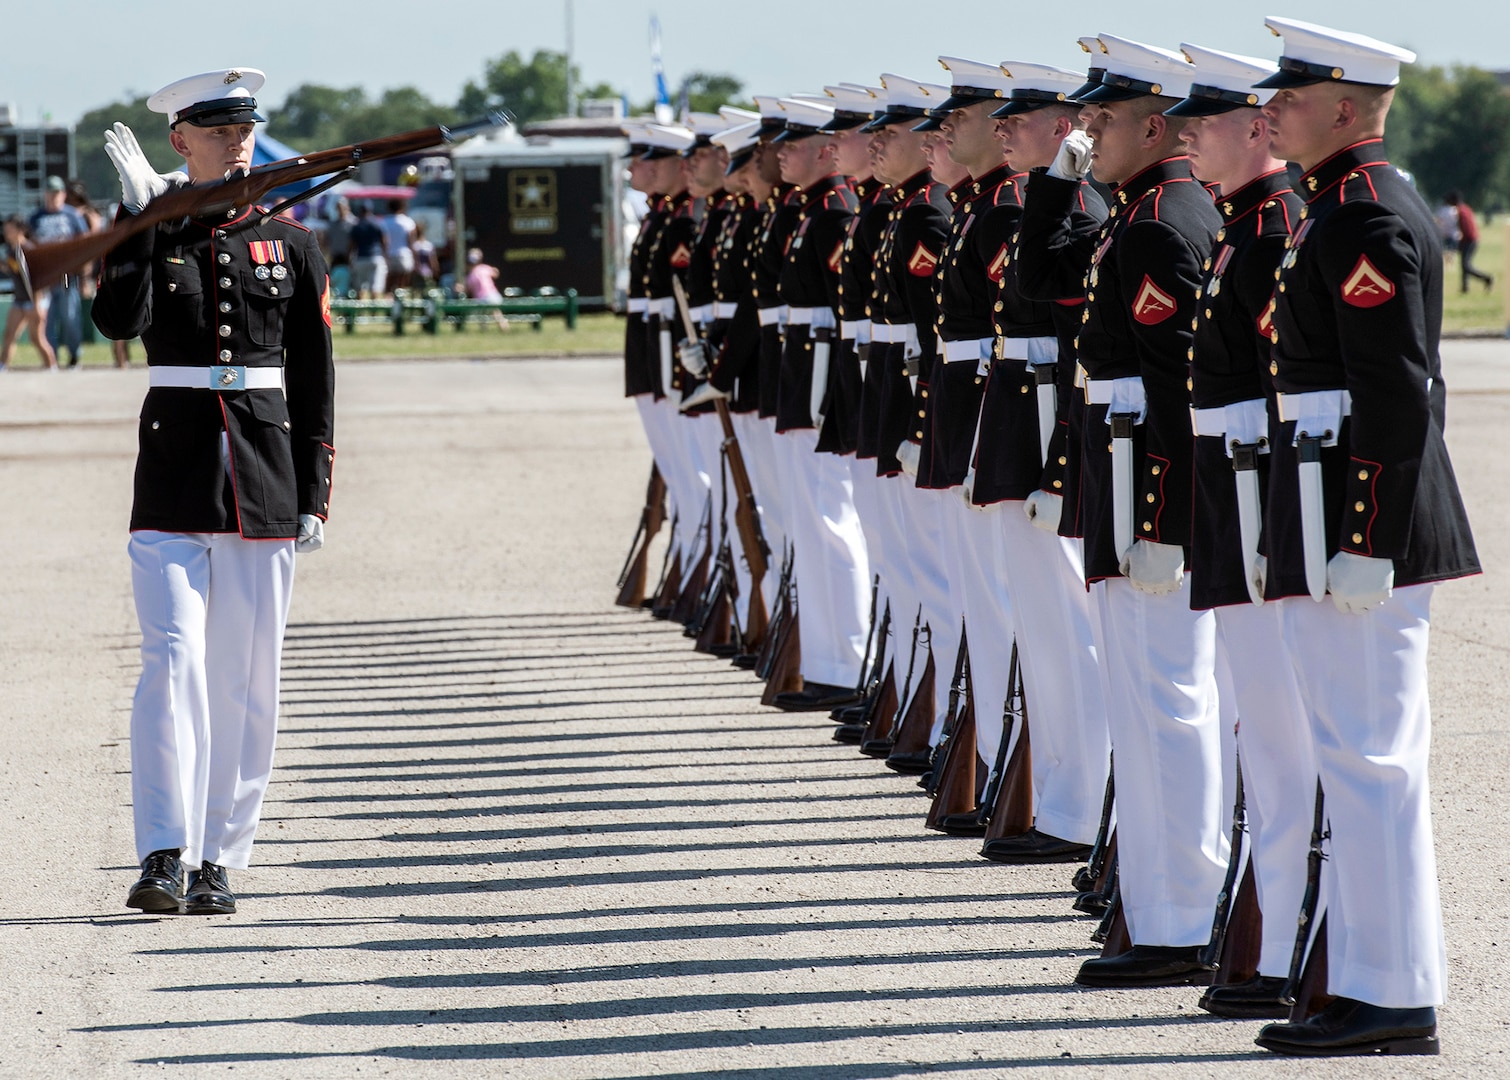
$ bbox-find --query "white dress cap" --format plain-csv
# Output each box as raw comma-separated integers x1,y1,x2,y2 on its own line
1258,16,1416,88
1080,34,1195,103
147,68,266,126
1166,44,1279,115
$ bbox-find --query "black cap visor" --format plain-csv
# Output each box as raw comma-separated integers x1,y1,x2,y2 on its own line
772,124,824,143
860,106,928,133
991,88,1075,118
1165,83,1264,117
1256,56,1348,89
819,111,872,132
725,149,756,176
174,97,265,127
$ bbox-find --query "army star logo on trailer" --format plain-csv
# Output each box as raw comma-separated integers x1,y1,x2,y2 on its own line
1341,254,1395,308
1132,275,1177,325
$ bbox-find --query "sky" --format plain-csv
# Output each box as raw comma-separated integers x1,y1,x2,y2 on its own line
5,1,1506,131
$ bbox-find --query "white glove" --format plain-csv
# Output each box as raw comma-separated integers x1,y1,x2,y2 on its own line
1120,540,1185,595
1023,490,1062,533
103,122,187,213
677,337,709,378
296,514,325,553
1249,553,1268,605
959,470,979,509
896,441,921,478
679,381,729,411
1326,550,1393,614
1047,130,1095,182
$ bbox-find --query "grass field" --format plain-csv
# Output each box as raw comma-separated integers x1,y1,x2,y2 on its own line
4,233,1507,373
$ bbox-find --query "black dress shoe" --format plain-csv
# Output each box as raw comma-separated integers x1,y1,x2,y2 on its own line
937,810,986,836
1073,887,1110,914
1075,945,1212,988
1256,997,1438,1057
771,682,859,712
184,861,237,915
980,828,1093,864
126,849,184,913
1071,864,1098,893
707,642,740,658
832,722,865,744
730,653,759,670
884,750,932,775
858,737,894,758
1199,975,1291,1019
830,699,868,722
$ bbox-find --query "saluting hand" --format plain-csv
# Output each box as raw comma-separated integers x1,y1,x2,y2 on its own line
1047,131,1095,182
103,122,187,214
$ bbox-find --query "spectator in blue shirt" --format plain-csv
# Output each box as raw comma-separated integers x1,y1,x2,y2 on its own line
27,176,90,366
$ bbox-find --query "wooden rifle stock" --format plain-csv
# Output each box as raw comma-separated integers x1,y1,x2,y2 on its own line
23,113,507,292
1201,752,1249,970
615,463,667,608
670,276,770,646
981,642,1034,840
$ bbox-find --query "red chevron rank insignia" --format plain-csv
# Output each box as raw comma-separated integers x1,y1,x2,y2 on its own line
907,242,939,277
828,240,844,275
1256,301,1273,339
986,244,1010,285
1341,254,1395,308
669,243,693,269
320,276,331,327
1131,275,1177,325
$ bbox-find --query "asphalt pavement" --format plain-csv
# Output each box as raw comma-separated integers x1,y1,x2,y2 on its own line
0,347,1505,1077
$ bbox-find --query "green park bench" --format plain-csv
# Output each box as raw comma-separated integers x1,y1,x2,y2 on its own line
327,288,578,336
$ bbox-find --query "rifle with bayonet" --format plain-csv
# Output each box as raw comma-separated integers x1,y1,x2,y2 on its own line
615,463,667,609
21,114,509,294
670,276,771,649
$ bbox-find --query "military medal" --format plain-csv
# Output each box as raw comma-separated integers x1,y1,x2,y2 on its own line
271,265,288,281
254,265,271,280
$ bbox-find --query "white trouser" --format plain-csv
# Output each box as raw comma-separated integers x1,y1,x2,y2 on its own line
773,428,871,686
1000,508,1111,845
1278,586,1444,1008
741,415,788,614
872,473,924,693
943,501,1013,766
676,406,719,565
633,396,700,566
847,462,890,649
901,486,960,746
1097,576,1227,946
1214,601,1317,977
129,530,296,871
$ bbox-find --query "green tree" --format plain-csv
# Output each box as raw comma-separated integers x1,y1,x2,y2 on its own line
272,84,369,148
74,97,179,204
458,49,583,124
682,72,749,115
1391,65,1510,212
341,87,459,144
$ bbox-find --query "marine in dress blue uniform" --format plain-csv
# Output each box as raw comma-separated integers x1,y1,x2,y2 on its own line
1252,18,1478,1057
93,69,334,916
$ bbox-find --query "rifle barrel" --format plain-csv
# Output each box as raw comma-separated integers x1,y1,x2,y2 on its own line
23,115,504,292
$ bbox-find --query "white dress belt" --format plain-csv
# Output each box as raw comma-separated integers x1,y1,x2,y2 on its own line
1277,388,1351,447
840,319,869,343
1083,375,1146,421
689,303,713,325
996,334,1059,366
757,305,786,327
940,336,994,363
785,306,836,329
713,301,739,319
149,365,285,391
871,322,917,345
1191,398,1271,454
626,297,649,314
